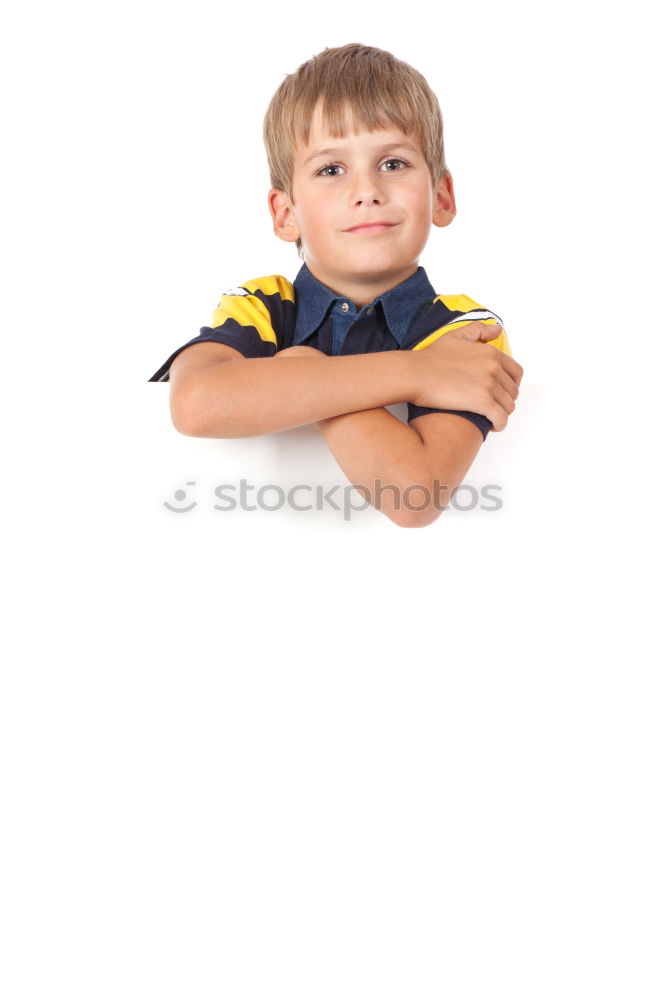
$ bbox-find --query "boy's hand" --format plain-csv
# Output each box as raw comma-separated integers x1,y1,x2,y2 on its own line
411,322,523,431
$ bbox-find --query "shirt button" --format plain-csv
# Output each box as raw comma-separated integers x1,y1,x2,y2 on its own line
367,306,374,315
341,302,349,313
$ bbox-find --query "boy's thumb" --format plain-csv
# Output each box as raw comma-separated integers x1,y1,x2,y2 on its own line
451,321,503,341
473,323,503,341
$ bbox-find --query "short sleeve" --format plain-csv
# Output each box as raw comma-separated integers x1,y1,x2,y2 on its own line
147,277,294,382
405,296,512,442
406,403,493,440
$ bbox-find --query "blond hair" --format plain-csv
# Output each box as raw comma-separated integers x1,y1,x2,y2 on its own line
263,43,449,256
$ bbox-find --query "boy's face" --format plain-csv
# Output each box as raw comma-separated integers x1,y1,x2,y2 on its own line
269,100,456,305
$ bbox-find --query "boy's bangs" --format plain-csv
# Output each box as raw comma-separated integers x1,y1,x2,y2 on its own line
294,90,418,148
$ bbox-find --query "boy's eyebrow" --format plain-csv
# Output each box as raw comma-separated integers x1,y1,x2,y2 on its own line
302,141,421,166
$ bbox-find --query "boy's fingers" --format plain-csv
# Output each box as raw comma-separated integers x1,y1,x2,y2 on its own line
498,368,520,401
471,324,524,389
500,381,520,413
482,327,524,388
500,354,523,388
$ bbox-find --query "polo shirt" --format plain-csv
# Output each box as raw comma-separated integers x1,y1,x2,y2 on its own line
148,263,511,440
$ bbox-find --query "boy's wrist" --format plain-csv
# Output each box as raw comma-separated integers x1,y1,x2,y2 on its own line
280,344,418,405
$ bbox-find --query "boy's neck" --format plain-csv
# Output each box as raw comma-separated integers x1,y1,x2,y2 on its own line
305,262,420,311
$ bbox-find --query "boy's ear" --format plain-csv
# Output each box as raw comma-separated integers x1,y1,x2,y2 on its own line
432,170,457,229
268,188,301,244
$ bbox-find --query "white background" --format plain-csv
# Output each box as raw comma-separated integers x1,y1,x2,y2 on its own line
1,1,664,997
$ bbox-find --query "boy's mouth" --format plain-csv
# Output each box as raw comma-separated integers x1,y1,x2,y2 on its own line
344,222,399,235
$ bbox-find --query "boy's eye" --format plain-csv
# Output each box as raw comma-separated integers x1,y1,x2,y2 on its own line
381,158,408,172
316,157,409,177
318,163,343,177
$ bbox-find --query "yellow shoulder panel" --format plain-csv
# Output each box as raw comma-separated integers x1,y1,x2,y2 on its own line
412,293,511,355
210,275,295,347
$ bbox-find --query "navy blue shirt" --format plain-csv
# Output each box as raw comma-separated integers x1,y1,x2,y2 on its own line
148,263,511,440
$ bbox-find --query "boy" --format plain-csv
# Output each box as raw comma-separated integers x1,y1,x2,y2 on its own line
148,43,523,528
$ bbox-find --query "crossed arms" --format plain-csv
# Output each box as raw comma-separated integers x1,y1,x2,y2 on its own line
168,327,523,528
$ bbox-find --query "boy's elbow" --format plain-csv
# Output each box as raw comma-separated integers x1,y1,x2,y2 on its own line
379,467,446,529
169,381,228,438
387,505,443,529
170,383,202,436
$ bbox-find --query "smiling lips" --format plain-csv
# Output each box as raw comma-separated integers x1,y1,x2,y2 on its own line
345,222,398,234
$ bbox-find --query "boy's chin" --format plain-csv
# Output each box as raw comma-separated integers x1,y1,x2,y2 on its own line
343,259,418,280
335,248,415,269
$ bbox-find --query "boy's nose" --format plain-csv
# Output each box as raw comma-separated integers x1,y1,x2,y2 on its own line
348,166,387,204
350,179,386,205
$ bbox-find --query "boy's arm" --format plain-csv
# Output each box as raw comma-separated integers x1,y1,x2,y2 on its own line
168,341,419,438
317,405,484,528
311,324,521,526
169,322,518,440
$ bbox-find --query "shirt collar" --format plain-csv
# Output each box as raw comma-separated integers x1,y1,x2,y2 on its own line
292,262,436,347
